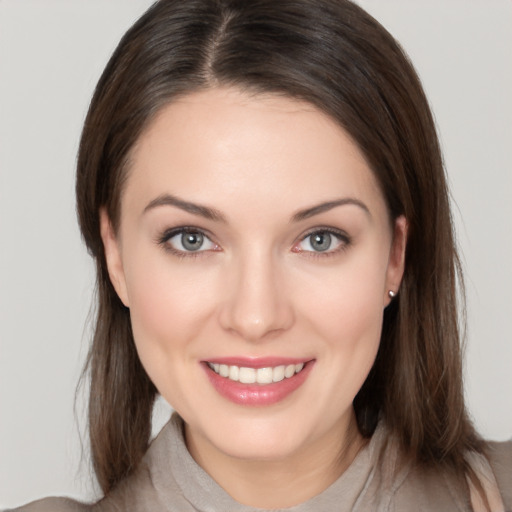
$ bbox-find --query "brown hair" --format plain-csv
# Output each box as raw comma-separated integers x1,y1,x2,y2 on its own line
76,0,484,497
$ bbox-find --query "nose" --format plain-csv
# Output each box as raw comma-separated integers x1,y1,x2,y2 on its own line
218,249,295,342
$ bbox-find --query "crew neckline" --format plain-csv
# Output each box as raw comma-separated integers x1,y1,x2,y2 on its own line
148,413,392,512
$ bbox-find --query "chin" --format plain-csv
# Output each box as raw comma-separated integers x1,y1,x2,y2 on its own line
191,406,329,462
215,422,309,461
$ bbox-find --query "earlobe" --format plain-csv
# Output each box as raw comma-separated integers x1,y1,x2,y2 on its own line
99,209,130,307
385,215,408,305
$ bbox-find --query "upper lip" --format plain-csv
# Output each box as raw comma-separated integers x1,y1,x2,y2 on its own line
202,356,313,369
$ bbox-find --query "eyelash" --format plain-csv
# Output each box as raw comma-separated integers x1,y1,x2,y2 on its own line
156,226,351,259
157,226,219,259
293,227,351,258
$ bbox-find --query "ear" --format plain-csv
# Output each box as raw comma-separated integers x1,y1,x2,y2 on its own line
99,208,130,307
384,215,408,306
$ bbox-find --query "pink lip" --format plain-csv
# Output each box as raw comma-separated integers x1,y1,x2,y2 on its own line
202,359,315,406
205,356,310,369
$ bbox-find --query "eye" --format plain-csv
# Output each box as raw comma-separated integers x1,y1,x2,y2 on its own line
159,228,219,254
293,229,349,254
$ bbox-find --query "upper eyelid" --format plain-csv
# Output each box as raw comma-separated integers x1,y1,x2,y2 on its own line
157,227,219,257
159,226,215,242
299,226,350,241
294,227,351,252
156,225,350,249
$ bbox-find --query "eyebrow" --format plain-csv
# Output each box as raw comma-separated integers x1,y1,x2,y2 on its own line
143,194,227,222
143,194,370,223
291,198,370,222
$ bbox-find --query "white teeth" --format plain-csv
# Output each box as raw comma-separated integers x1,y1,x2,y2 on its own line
239,367,256,384
256,367,273,384
208,362,306,384
284,364,296,378
273,365,285,382
228,365,239,381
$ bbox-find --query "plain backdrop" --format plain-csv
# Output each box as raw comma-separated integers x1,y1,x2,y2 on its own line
1,0,511,507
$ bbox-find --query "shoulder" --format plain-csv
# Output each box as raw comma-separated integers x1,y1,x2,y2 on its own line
389,464,470,512
389,440,512,512
3,497,92,512
486,439,512,510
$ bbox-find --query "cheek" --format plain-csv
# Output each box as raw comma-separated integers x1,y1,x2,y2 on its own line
303,249,388,337
122,253,226,414
121,249,219,377
298,247,388,392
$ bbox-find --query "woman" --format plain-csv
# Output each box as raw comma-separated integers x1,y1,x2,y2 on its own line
7,0,511,510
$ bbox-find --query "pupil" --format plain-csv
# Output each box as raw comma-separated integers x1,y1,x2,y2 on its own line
182,232,203,251
311,232,331,252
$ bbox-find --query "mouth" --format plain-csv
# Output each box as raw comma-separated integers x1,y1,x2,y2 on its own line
206,362,305,385
202,358,314,406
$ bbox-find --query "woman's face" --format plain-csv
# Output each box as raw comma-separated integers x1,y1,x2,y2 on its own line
102,87,406,465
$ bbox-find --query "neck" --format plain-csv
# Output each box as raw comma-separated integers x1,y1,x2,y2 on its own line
184,410,365,509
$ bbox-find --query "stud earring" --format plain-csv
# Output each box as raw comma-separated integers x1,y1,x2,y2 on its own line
388,290,397,298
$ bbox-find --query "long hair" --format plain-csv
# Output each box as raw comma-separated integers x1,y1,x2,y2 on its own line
76,0,483,496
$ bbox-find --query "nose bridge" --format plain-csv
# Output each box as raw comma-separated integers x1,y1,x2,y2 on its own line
220,245,294,341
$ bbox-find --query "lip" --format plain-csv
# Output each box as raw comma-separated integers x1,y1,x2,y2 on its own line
202,358,315,406
204,356,310,369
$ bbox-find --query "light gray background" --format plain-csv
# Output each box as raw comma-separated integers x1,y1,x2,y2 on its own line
1,0,511,507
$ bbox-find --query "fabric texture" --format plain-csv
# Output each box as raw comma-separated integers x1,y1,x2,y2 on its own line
7,414,512,512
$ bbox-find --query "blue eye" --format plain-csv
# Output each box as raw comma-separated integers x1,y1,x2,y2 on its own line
161,229,218,254
296,230,348,253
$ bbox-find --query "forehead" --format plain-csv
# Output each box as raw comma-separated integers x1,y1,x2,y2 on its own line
124,87,387,220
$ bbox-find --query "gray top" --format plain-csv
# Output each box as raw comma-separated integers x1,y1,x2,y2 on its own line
7,414,512,512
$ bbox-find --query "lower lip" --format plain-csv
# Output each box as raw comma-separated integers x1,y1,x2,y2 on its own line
203,362,314,406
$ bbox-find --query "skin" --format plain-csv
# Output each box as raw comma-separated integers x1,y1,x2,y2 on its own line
101,87,407,508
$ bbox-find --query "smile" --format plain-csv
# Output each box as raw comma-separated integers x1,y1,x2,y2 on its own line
203,359,314,406
207,362,305,385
